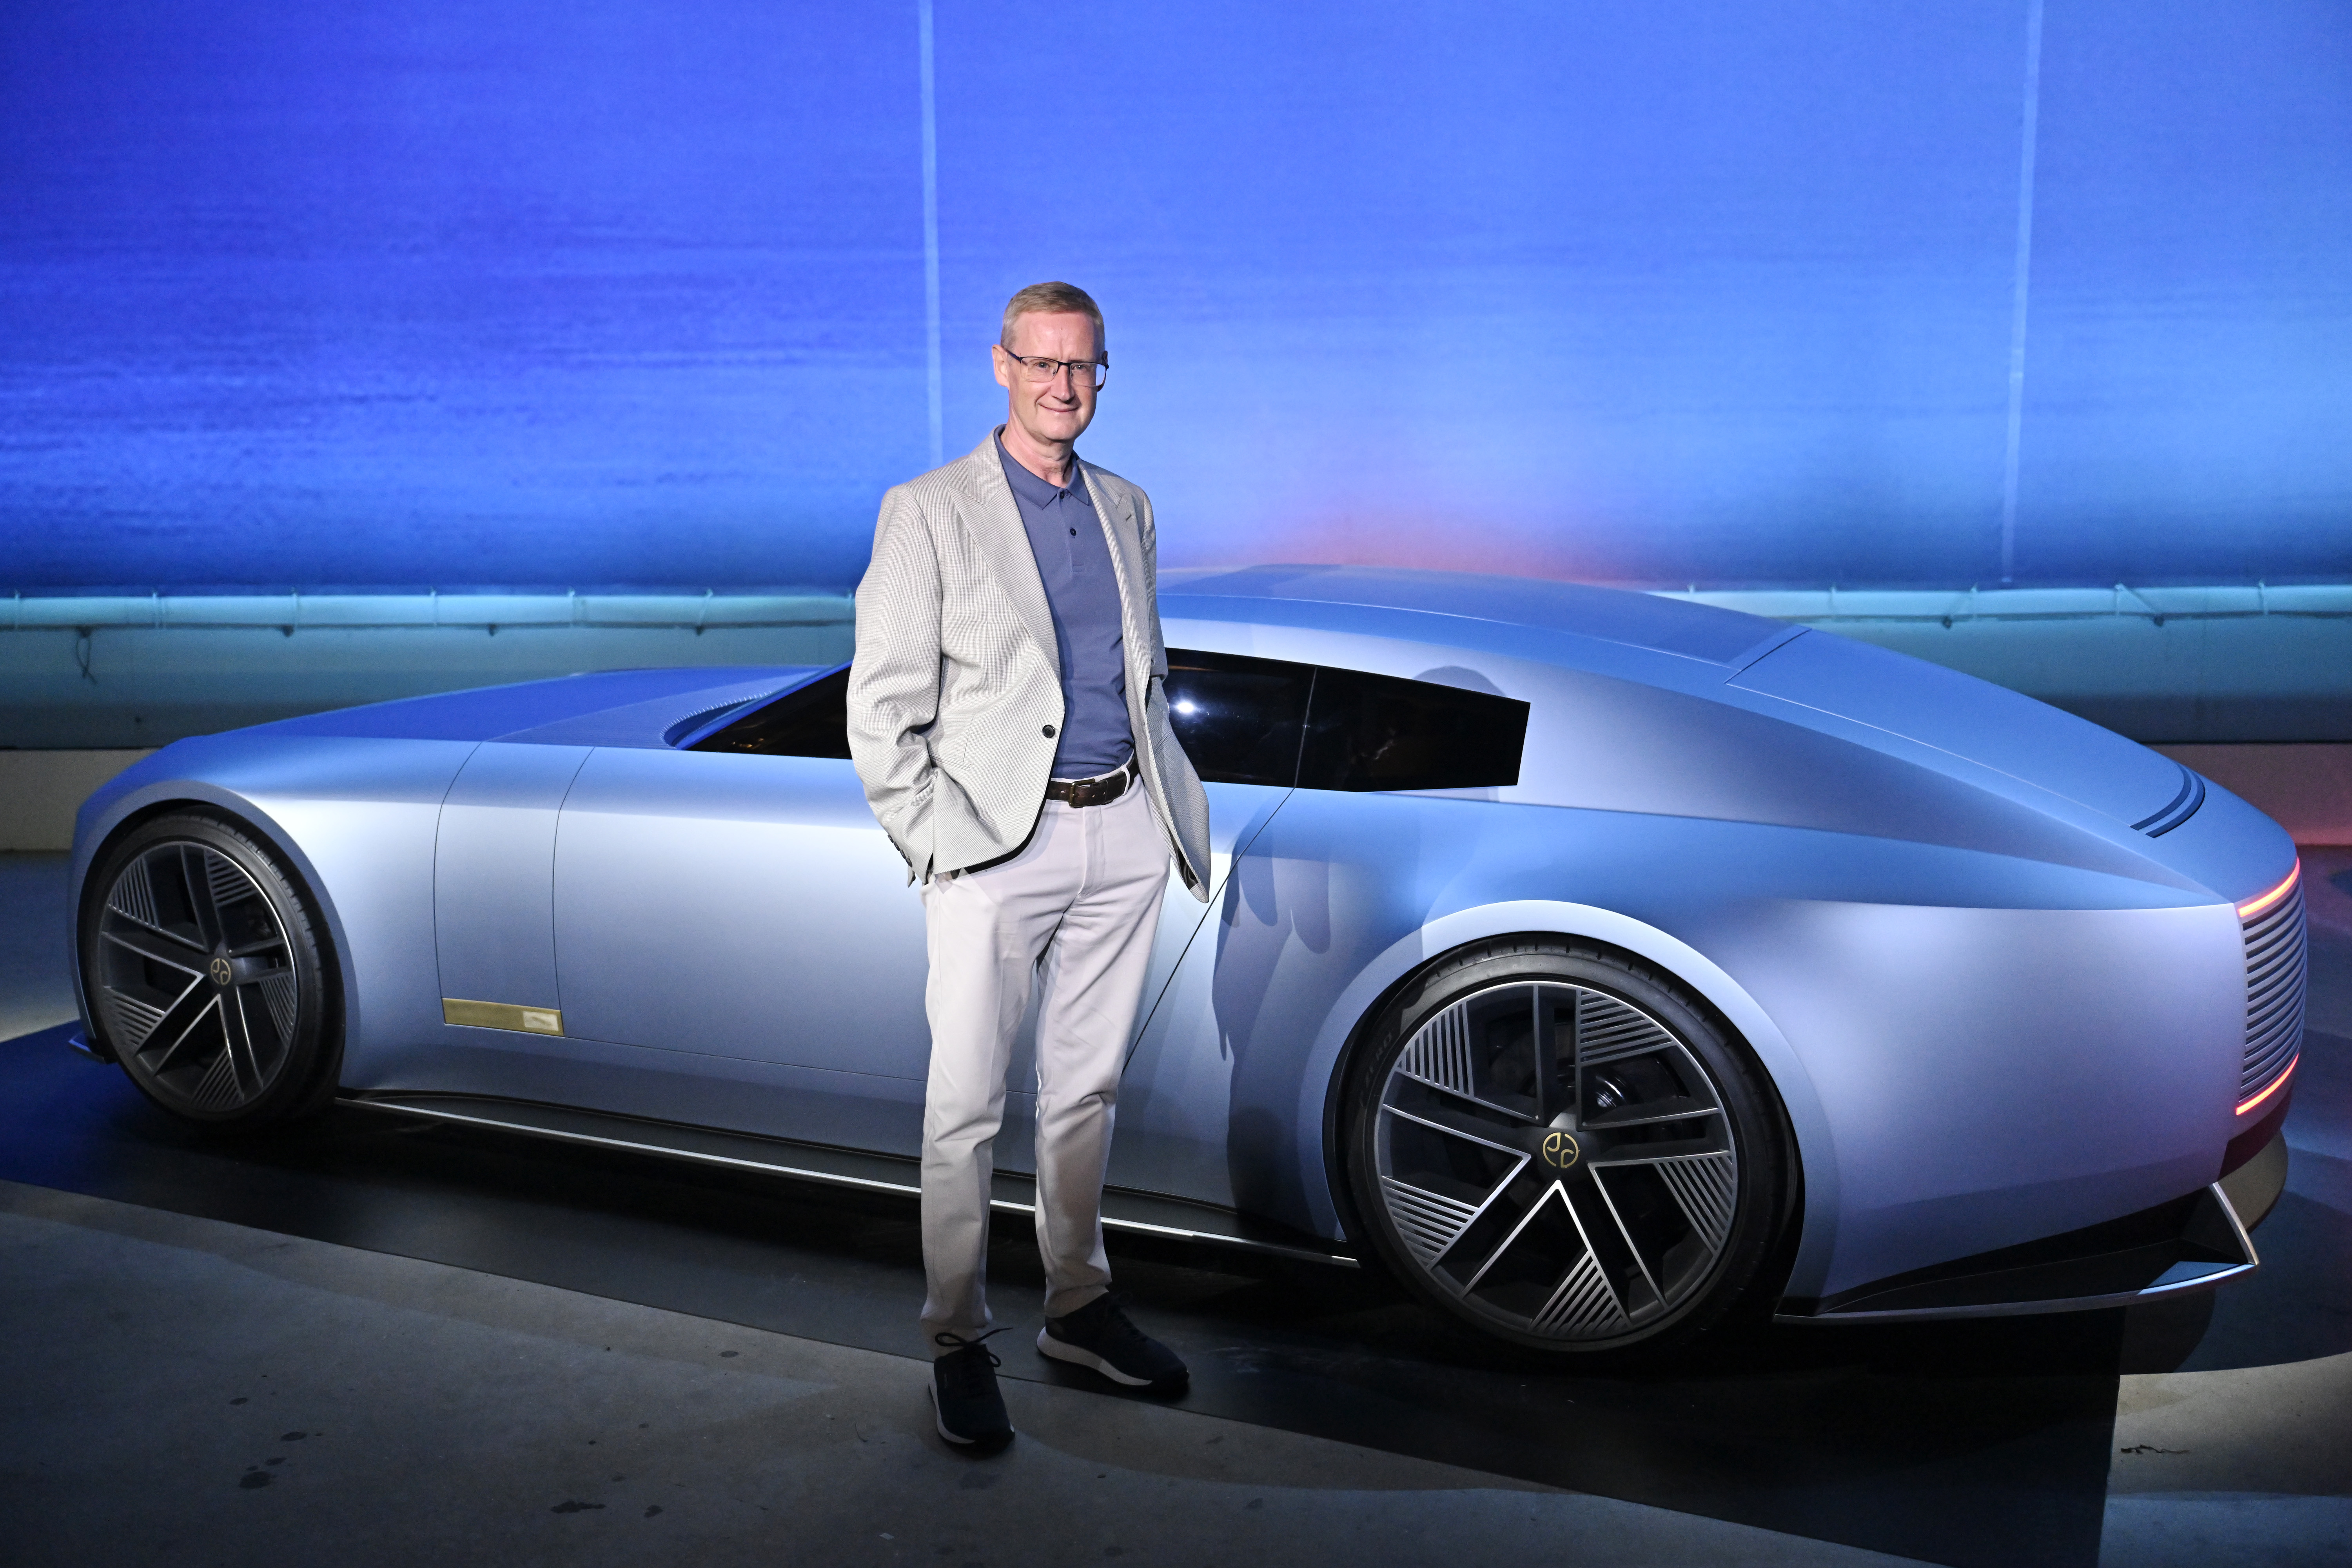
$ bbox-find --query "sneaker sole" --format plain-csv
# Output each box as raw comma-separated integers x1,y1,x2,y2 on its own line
1036,1326,1184,1390
927,1381,1012,1450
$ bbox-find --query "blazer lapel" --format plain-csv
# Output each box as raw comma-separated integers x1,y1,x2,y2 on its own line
1081,464,1156,688
945,431,1060,676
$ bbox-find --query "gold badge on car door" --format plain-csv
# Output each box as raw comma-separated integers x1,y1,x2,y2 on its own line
442,998,565,1036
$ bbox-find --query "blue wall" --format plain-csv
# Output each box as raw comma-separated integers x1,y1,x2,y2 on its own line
2,1,2347,592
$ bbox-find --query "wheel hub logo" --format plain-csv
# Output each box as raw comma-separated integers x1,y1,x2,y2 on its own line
209,956,232,987
1541,1131,1580,1169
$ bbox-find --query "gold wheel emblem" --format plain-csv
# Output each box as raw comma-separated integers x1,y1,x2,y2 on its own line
209,956,233,987
1541,1131,1580,1169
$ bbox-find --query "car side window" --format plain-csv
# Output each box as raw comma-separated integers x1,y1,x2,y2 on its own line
1298,667,1528,792
1163,649,1315,786
688,666,853,757
684,652,1528,790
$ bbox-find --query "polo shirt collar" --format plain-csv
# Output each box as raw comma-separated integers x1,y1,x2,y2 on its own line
995,430,1091,507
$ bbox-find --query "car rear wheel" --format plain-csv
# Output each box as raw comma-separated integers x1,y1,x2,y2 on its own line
81,813,339,1131
1344,940,1789,1358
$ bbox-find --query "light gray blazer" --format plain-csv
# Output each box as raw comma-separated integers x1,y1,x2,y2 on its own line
846,430,1212,901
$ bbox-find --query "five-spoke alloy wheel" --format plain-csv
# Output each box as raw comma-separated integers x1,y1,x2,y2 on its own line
81,813,338,1130
1346,942,1788,1357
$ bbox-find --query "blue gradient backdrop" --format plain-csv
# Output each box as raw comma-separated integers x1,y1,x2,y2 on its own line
2,2,2347,591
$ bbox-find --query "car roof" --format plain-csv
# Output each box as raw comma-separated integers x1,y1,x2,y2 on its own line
1161,565,1783,668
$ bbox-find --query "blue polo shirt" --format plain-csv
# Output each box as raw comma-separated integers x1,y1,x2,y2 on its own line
996,433,1133,780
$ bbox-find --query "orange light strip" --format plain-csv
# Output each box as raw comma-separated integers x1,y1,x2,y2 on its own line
2236,859,2301,921
2236,1053,2298,1118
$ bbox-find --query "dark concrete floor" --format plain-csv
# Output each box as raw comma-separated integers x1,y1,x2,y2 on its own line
5,1181,1922,1568
4,850,2348,1567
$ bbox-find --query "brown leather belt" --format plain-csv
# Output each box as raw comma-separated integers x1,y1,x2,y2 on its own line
1045,760,1135,808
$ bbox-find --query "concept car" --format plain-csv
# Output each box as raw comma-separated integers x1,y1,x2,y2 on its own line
67,566,2306,1357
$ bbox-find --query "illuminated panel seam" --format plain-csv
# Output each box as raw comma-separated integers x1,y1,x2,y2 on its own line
2235,853,2307,1110
2236,861,2301,920
2236,1053,2297,1118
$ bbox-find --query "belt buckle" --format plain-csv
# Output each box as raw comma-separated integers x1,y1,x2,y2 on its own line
1057,761,1130,808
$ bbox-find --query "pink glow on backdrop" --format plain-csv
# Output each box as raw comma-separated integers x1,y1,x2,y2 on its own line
1166,509,1618,588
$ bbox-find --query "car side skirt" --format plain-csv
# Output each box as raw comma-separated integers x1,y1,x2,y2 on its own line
343,1089,1361,1270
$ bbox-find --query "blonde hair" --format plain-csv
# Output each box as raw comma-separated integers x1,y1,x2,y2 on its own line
1000,281,1106,361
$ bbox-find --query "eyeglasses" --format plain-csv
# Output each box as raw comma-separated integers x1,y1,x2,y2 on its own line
1002,352,1107,390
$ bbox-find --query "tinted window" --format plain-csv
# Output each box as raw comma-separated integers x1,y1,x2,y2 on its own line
682,653,1528,790
1298,668,1528,791
1164,649,1313,786
690,667,852,757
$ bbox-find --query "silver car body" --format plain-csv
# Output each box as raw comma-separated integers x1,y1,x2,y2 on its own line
67,567,2303,1314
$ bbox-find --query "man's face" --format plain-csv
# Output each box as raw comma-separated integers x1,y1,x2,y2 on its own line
993,310,1101,449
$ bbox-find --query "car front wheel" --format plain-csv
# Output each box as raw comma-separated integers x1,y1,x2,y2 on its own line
81,812,339,1131
1344,940,1789,1358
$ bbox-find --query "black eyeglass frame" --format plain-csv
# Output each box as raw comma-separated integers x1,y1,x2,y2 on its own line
998,350,1109,390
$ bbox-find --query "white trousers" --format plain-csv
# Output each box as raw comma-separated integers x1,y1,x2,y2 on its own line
917,782,1169,1351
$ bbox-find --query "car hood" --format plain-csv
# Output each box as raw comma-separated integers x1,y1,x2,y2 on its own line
1728,629,2188,828
258,667,820,746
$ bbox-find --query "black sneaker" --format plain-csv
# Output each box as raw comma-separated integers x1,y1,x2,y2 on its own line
929,1331,1014,1451
1037,1296,1188,1393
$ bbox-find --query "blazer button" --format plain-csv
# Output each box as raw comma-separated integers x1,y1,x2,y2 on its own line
1042,724,1056,738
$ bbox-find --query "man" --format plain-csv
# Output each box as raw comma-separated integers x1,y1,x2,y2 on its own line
846,281,1212,1452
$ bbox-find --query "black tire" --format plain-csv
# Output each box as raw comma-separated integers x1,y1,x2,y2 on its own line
80,812,341,1131
1342,939,1789,1360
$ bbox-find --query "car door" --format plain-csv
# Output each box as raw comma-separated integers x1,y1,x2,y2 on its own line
548,670,931,1147
547,654,1316,1161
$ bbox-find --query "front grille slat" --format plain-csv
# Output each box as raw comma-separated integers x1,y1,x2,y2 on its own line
2245,932,2301,970
2245,929,2300,966
2238,879,2307,1101
2246,1027,2298,1065
2247,909,2302,949
2239,964,2314,1025
2248,967,2305,1030
2245,944,2301,985
2245,975,2300,1020
2246,967,2306,1023
2242,1002,2303,1054
2247,1001,2301,1046
2245,939,2303,989
2247,1014,2300,1055
2247,991,2302,1042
